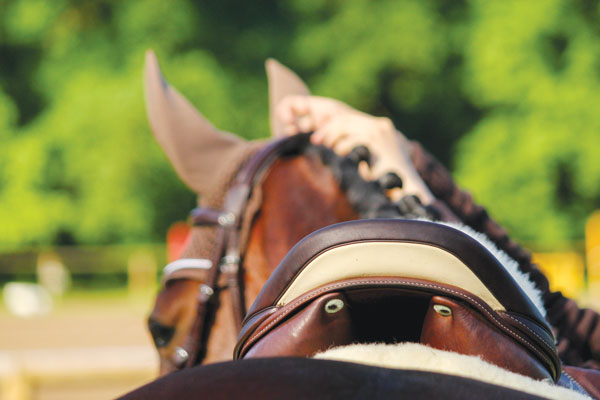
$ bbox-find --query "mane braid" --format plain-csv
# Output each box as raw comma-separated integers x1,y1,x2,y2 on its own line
183,132,437,262
293,136,437,220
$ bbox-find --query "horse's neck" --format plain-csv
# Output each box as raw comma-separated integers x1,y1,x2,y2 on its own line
192,152,357,365
243,153,358,304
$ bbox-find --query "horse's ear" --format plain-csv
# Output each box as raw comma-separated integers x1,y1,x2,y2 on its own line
144,50,248,194
266,59,311,137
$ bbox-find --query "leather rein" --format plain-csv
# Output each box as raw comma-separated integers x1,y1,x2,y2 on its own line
161,135,309,369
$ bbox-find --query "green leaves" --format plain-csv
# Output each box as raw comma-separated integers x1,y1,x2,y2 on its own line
1,0,598,249
455,0,600,245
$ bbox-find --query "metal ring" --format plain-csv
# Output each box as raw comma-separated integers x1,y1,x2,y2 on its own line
172,346,189,366
217,212,236,227
221,255,240,265
199,284,214,297
324,299,344,314
433,304,452,317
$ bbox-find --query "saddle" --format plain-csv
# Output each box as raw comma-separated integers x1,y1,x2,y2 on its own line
234,219,561,383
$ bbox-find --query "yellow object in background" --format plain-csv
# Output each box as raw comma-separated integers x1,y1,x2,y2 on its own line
586,212,600,283
531,211,600,302
533,252,585,299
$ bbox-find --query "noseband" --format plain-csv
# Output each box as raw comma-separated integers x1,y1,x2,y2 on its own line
160,134,314,368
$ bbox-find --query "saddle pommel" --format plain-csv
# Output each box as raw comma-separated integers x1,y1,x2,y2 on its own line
234,219,561,382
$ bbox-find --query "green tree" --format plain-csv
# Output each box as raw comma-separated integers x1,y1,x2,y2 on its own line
0,0,598,250
455,0,600,246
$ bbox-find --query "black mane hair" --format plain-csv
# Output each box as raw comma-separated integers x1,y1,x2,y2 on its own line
280,133,438,220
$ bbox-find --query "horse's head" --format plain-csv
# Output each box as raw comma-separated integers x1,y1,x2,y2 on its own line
143,51,362,375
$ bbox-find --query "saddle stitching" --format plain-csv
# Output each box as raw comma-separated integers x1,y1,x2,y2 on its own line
562,370,588,395
268,236,534,318
502,313,555,351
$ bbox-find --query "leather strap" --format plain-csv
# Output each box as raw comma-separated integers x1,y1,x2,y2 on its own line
180,134,313,368
161,259,212,285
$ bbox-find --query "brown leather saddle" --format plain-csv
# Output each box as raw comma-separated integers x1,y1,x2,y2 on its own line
234,219,561,383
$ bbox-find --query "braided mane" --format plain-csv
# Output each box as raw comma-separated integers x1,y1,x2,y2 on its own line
280,133,438,221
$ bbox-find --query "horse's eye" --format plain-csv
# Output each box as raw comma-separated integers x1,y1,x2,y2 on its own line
147,317,176,348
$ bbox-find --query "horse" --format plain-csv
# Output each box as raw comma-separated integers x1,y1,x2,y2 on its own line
120,218,596,400
127,51,600,399
143,51,435,375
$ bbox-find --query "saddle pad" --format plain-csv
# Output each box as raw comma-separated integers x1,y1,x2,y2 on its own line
234,219,561,381
315,343,589,400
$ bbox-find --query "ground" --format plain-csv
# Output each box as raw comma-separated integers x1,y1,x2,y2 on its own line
2,286,600,400
0,289,158,400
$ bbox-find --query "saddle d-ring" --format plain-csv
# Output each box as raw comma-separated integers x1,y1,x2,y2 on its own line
324,299,345,314
433,304,452,317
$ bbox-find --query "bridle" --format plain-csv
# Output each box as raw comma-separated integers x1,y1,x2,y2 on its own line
157,133,446,370
160,134,313,369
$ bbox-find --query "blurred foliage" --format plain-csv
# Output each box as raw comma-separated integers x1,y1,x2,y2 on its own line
455,0,600,245
0,0,598,250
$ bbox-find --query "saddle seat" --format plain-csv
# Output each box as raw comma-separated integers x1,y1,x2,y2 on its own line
234,219,561,382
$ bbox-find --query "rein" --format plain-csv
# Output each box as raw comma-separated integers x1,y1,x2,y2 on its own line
161,134,312,369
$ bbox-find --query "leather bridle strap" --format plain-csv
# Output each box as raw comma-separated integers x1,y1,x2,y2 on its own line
182,134,312,368
161,258,212,284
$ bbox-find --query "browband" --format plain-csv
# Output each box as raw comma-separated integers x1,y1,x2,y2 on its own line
163,258,213,276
